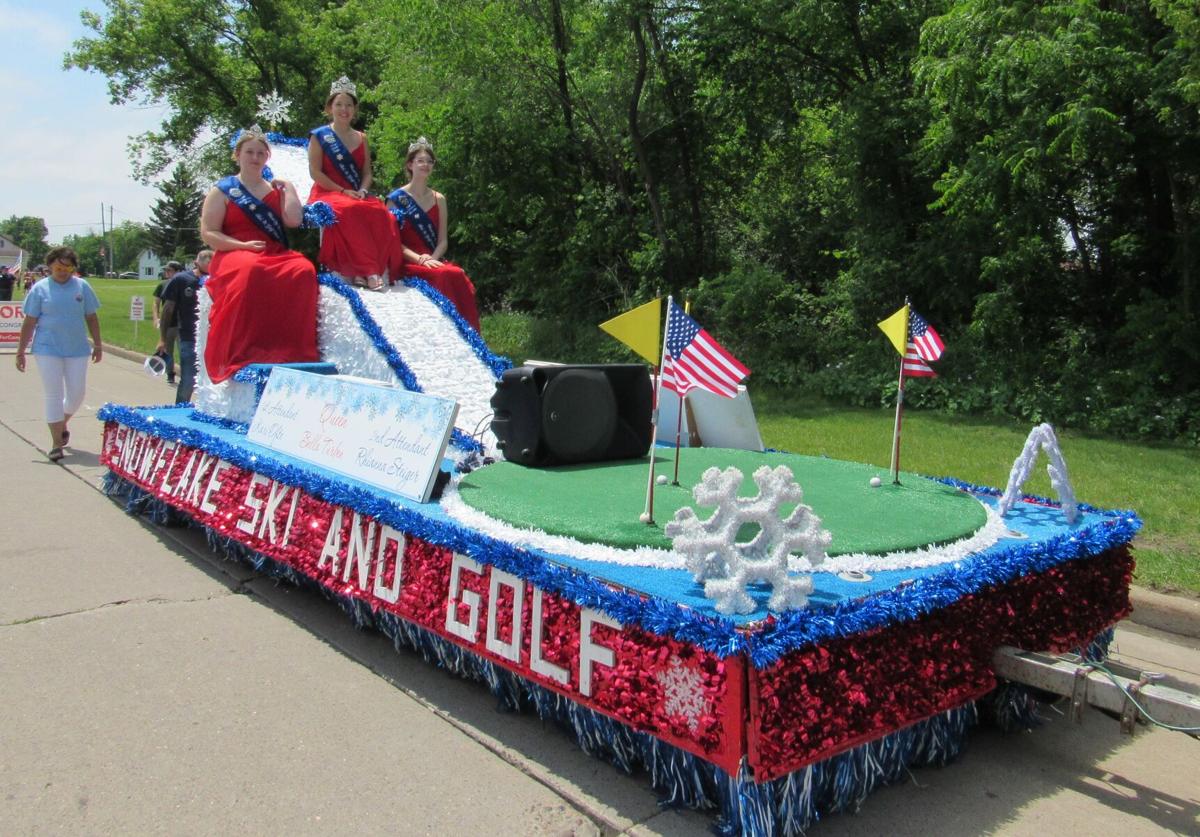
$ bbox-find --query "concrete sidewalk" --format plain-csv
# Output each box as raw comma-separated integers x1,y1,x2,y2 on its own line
1,350,1197,835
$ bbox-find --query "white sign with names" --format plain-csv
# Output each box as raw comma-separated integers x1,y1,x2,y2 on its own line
247,368,459,503
129,296,146,321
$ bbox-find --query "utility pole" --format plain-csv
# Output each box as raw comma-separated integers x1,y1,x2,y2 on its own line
109,204,115,276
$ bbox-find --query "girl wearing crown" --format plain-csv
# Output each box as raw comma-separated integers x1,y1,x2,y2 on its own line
387,139,481,330
308,77,400,292
199,129,320,383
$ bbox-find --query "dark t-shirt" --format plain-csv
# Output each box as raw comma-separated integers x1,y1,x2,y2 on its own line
161,270,201,342
0,270,14,292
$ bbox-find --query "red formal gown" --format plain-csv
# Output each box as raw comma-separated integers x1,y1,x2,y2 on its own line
204,188,320,383
308,142,401,279
397,202,481,331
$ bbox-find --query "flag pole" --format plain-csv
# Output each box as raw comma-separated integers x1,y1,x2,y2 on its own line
889,301,909,485
671,297,693,485
642,297,672,524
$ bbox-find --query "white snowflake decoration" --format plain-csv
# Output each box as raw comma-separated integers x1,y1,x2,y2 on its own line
655,655,707,732
998,423,1078,523
665,465,831,615
256,89,292,129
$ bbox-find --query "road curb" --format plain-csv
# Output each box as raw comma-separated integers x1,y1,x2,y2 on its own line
1127,585,1200,640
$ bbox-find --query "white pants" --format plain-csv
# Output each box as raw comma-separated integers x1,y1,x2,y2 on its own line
34,355,89,423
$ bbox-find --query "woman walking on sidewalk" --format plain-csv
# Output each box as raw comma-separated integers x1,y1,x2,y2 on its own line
13,246,103,462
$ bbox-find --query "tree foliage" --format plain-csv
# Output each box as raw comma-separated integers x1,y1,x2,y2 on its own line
147,164,204,259
0,216,50,266
65,0,1200,441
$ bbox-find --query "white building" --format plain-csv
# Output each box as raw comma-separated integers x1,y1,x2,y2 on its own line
0,234,25,270
137,249,163,279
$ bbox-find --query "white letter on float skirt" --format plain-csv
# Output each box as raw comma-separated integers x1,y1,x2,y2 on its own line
373,526,405,604
151,440,176,486
445,553,483,642
136,436,160,482
343,513,376,589
235,473,270,535
173,450,199,499
161,442,184,495
579,608,622,698
185,454,215,506
485,569,525,663
530,587,568,685
199,460,230,515
318,507,345,575
257,481,292,545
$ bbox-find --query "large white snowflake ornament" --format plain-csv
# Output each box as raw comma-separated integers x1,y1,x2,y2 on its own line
665,465,831,615
256,89,292,129
655,655,707,732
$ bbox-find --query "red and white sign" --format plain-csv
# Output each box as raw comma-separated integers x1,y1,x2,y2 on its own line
0,300,24,348
129,296,146,322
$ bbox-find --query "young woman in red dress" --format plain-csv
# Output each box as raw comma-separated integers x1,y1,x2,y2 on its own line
199,129,320,383
386,139,481,330
307,76,400,292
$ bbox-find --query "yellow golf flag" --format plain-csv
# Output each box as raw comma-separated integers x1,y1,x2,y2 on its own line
599,298,662,364
877,305,909,357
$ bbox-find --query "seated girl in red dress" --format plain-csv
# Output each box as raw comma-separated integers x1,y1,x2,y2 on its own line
199,128,320,383
386,138,481,331
308,76,400,292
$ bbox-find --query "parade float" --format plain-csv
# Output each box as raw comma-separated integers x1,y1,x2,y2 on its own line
97,134,1140,835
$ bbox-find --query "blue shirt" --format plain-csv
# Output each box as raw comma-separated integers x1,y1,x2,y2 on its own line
23,277,101,357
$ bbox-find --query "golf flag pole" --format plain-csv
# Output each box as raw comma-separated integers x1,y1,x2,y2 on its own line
878,300,911,484
671,298,693,485
642,297,672,525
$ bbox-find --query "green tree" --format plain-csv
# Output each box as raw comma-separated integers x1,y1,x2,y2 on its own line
147,164,203,260
0,216,50,266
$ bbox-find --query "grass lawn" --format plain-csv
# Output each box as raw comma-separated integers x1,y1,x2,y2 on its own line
86,276,166,356
70,293,1197,596
751,391,1199,594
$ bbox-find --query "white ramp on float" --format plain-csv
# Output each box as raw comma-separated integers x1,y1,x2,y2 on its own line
192,279,504,455
316,281,501,451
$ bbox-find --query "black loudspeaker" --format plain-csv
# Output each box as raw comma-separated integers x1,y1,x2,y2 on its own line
491,364,653,466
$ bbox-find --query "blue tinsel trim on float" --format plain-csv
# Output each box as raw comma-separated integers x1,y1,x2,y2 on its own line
302,200,337,229
96,401,1138,668
316,272,484,454
101,467,990,836
229,129,308,149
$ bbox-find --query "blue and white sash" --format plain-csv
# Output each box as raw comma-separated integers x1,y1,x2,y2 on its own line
387,188,437,251
217,176,289,247
311,126,362,191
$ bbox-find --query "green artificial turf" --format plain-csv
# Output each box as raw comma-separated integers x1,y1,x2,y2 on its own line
458,448,987,554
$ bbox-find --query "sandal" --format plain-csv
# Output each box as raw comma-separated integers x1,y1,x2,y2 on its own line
366,275,385,292
48,447,64,462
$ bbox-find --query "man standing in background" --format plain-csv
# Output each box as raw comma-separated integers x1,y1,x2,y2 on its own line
157,258,200,403
153,261,184,385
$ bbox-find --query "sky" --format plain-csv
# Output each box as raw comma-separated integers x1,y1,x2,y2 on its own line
0,1,167,244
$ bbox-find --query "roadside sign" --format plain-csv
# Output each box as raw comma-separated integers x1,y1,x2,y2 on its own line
130,296,145,322
0,300,23,351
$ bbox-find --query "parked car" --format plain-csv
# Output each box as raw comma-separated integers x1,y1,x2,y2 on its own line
119,271,139,279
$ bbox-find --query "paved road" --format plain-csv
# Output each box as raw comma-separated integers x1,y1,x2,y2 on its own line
1,350,1197,835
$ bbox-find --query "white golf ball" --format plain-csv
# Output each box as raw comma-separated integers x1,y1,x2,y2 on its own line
656,474,669,485
869,476,882,488
639,512,652,523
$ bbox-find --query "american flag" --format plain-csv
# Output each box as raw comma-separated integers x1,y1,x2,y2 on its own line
661,300,750,399
903,309,944,378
